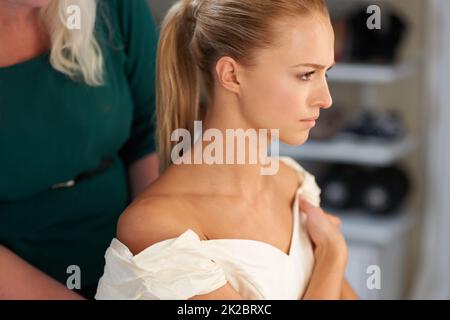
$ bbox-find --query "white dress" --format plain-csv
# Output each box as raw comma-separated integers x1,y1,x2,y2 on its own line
95,157,321,300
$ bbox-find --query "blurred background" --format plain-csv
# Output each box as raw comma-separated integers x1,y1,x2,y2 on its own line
148,0,450,299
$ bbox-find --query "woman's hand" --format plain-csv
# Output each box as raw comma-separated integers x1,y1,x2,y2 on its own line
300,199,348,263
300,199,350,299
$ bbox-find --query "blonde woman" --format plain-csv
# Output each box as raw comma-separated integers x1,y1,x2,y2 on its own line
96,0,358,300
0,0,158,299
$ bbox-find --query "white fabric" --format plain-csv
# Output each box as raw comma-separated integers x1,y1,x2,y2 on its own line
95,157,321,300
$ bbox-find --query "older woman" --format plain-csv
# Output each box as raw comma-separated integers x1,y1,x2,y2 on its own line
0,0,158,299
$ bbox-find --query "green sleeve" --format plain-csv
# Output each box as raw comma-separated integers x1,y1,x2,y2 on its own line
116,0,159,166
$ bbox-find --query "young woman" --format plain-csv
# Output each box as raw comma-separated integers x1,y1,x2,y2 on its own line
96,0,358,300
0,0,158,299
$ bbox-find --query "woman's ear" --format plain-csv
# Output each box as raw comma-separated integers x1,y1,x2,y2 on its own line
215,56,241,94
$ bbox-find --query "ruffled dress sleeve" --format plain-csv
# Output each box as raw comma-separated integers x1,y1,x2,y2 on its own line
279,157,321,207
95,229,227,300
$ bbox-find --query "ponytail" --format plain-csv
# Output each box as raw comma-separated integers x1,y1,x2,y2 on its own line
156,0,201,171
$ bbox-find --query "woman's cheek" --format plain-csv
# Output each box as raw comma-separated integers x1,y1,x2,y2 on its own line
242,76,305,130
273,87,306,123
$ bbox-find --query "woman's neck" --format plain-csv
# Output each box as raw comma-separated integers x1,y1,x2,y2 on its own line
0,2,38,27
177,93,280,199
0,3,49,67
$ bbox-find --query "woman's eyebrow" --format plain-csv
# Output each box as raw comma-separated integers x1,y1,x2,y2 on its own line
291,62,336,70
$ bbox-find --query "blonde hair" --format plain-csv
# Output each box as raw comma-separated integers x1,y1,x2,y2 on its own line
40,0,103,86
156,0,329,170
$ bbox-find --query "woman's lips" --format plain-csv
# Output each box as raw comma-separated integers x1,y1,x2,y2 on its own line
300,117,319,128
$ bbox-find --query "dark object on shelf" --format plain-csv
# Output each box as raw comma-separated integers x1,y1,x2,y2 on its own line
334,5,409,64
319,165,364,210
360,166,410,215
342,110,405,141
310,106,349,141
319,164,411,215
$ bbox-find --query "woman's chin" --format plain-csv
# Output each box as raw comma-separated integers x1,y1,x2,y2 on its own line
279,131,310,147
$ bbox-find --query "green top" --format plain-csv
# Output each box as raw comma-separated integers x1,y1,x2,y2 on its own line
0,0,158,291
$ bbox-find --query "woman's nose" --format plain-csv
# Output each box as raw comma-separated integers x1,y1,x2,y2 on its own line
316,81,333,110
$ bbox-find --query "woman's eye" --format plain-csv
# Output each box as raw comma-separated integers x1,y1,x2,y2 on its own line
299,71,315,81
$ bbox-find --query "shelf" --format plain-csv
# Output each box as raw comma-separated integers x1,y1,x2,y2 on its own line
327,208,416,246
328,60,417,84
275,135,415,166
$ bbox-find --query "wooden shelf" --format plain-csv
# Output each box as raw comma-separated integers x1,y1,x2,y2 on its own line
276,135,416,166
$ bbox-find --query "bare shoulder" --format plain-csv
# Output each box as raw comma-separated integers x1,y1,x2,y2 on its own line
117,193,202,255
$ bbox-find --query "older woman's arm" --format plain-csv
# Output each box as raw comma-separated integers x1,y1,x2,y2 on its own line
129,153,159,198
0,246,84,300
119,1,160,196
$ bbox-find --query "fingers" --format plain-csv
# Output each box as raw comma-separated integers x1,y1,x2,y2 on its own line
326,214,342,227
300,199,342,227
299,199,321,215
